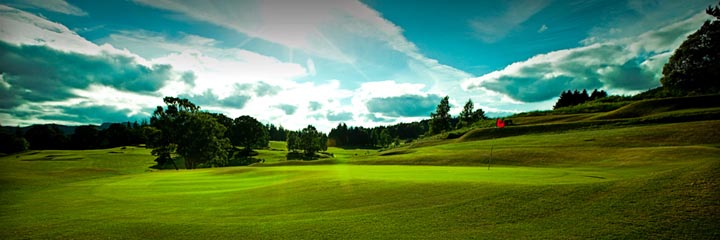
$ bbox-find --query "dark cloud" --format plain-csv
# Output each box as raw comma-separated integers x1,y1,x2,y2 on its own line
468,44,663,102
276,104,297,115
5,104,151,124
235,82,281,97
483,76,581,102
326,111,353,121
602,60,658,90
366,94,441,117
180,71,197,86
363,113,394,123
0,41,174,108
254,82,280,97
59,105,149,123
308,101,322,111
178,90,251,109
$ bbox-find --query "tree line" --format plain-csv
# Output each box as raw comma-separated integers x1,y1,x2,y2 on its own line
326,97,487,149
553,89,608,109
0,122,150,154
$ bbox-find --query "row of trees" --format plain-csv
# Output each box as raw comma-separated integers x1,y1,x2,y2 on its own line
553,89,608,109
149,97,329,168
327,97,487,148
149,97,272,169
0,122,150,154
328,124,400,148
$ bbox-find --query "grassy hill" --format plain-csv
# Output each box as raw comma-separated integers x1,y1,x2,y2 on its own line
1,96,719,239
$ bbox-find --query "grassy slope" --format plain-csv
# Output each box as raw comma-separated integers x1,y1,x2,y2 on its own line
1,97,719,239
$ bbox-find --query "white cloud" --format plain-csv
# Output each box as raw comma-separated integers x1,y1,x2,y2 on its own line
0,5,146,63
152,48,307,98
469,0,550,43
130,0,487,127
132,0,475,95
538,24,548,33
307,58,317,76
6,0,87,16
463,11,709,102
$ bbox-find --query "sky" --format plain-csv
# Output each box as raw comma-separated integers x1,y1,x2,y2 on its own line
0,0,715,132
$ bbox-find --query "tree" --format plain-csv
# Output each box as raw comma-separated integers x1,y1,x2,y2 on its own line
554,89,602,109
590,89,608,100
229,115,269,153
175,112,231,168
457,99,484,129
378,128,392,148
150,97,231,169
70,125,99,149
286,131,300,152
101,123,131,147
299,125,323,157
429,96,451,134
660,2,720,94
24,124,68,150
0,125,29,154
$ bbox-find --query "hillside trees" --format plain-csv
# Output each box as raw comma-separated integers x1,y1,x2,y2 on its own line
429,96,451,134
553,89,607,109
660,2,720,95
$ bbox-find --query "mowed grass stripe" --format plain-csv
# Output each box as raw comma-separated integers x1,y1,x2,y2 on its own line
1,121,718,239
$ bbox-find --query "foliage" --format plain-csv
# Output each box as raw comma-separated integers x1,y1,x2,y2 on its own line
457,99,486,129
267,124,288,141
229,115,269,151
660,2,720,95
554,89,608,109
286,131,301,153
24,124,68,150
299,125,326,157
328,121,428,148
150,97,231,169
0,126,28,154
429,96,452,134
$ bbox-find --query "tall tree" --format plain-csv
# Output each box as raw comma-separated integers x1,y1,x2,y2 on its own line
70,125,99,149
150,97,230,169
286,131,300,152
457,99,479,129
175,112,231,168
230,115,269,153
429,96,451,134
660,2,720,94
299,125,324,157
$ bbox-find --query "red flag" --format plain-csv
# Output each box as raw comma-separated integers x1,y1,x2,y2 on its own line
496,118,505,128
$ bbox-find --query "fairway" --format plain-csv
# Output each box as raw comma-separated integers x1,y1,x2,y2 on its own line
1,121,719,239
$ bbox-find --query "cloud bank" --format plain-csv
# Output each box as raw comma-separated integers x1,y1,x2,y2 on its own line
463,12,709,102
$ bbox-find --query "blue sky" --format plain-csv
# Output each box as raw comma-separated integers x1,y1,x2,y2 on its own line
0,0,715,132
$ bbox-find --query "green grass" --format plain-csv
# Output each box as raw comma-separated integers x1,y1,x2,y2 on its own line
1,120,719,238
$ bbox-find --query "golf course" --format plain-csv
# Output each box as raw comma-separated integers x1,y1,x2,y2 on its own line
2,96,719,239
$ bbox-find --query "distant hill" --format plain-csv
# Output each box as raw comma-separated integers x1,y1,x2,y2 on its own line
2,122,123,136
